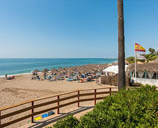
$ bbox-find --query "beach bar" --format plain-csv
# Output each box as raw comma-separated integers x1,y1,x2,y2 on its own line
126,62,158,85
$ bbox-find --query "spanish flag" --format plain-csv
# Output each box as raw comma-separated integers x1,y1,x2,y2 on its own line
135,43,146,52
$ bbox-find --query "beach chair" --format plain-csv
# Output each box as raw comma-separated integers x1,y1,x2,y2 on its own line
49,79,54,82
41,77,44,81
81,75,84,78
67,78,73,81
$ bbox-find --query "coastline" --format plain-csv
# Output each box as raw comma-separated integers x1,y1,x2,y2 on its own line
0,61,118,79
0,72,33,78
0,58,118,77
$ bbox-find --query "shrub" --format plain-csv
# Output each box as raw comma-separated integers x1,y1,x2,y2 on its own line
52,85,158,128
53,114,79,128
126,56,135,64
137,59,145,62
150,56,158,61
143,54,150,60
78,85,158,128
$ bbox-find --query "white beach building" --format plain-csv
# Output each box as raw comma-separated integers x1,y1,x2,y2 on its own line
103,65,129,76
126,61,158,86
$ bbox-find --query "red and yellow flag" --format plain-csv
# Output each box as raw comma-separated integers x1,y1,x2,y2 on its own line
135,43,146,52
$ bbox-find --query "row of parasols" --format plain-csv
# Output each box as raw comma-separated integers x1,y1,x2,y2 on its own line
32,63,110,75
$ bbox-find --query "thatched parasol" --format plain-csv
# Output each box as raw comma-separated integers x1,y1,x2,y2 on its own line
51,68,56,72
42,68,49,73
33,69,39,73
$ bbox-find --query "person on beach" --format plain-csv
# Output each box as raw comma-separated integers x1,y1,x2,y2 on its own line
5,74,14,80
5,74,7,79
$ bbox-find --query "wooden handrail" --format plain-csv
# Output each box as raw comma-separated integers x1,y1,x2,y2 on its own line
0,99,34,111
1,86,158,127
0,87,116,111
0,87,117,128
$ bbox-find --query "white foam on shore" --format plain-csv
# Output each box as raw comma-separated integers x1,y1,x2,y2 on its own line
0,71,43,78
0,72,32,78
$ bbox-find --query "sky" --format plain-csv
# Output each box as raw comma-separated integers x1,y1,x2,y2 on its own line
0,0,158,58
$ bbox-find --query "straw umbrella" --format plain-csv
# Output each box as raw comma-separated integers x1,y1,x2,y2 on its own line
42,68,49,77
33,69,39,73
33,69,39,76
42,68,49,73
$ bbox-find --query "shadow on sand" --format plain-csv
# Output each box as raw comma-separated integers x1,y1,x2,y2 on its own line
27,106,94,128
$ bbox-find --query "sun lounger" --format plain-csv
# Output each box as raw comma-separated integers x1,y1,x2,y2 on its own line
67,78,73,81
49,79,54,81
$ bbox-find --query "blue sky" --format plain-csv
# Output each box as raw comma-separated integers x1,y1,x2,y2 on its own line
0,0,158,58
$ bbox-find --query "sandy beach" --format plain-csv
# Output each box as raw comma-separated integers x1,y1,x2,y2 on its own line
0,73,114,128
0,74,112,108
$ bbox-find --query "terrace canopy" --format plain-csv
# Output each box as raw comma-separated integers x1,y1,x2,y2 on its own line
103,65,128,76
127,63,158,79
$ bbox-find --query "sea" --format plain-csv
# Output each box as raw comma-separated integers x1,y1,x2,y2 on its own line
0,58,117,77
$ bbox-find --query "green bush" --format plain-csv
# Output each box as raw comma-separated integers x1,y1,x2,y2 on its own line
53,114,79,128
137,59,145,62
142,54,150,59
51,85,158,128
150,56,158,61
126,56,135,64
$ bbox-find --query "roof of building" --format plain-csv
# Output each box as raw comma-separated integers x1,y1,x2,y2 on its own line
127,63,158,72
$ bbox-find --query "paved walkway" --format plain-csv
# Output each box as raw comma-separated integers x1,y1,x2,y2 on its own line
19,106,94,128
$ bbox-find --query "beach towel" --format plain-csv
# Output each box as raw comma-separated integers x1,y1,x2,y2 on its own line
42,114,49,118
35,116,42,121
48,111,55,116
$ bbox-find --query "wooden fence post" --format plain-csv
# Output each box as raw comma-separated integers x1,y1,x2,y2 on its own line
57,95,60,114
78,91,80,107
31,101,34,123
94,89,96,105
0,111,1,126
110,88,111,96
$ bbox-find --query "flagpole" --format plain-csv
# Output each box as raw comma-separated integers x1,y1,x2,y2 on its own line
134,43,146,83
135,50,137,83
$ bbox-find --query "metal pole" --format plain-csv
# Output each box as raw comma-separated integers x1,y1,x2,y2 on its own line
31,101,34,123
78,91,80,107
135,50,137,83
110,88,112,96
57,95,59,114
94,89,96,105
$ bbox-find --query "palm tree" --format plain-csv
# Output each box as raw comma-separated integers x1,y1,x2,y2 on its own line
117,0,125,90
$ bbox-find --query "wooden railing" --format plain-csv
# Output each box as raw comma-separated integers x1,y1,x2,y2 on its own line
0,87,117,128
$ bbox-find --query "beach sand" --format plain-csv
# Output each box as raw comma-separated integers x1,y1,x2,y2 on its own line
0,74,114,128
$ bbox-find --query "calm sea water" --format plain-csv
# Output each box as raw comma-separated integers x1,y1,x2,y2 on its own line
0,58,117,76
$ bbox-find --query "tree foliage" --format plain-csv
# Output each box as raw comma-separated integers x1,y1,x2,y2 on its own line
126,56,135,64
126,48,158,63
149,48,155,54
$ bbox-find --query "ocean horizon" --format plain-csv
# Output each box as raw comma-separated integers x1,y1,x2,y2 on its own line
0,58,117,77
